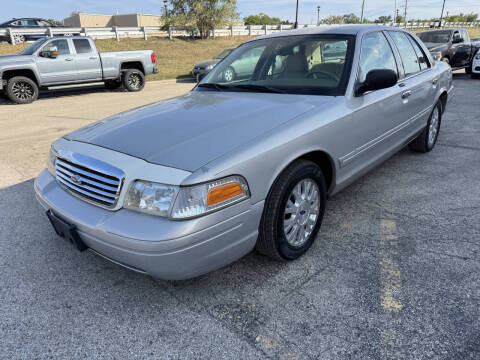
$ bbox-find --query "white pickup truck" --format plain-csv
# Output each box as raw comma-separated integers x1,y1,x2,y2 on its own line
0,36,158,104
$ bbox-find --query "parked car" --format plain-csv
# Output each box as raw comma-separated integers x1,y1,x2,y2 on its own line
35,25,453,280
418,28,480,74
192,48,234,81
0,18,70,44
0,36,158,104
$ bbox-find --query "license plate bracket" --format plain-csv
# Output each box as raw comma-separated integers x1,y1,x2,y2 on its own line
46,210,88,252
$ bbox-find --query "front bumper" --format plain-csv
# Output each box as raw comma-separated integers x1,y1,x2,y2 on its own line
35,170,264,280
472,57,480,74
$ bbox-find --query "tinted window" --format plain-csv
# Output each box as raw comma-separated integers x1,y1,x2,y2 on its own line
41,39,70,55
407,35,429,70
389,32,421,76
37,20,52,26
358,32,398,83
73,39,93,54
418,31,452,43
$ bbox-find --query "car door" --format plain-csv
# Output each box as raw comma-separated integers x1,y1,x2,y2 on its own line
344,31,405,173
387,31,435,137
35,38,77,84
72,38,102,81
451,30,471,67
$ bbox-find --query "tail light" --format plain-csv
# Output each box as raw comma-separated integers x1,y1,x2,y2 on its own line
151,53,156,64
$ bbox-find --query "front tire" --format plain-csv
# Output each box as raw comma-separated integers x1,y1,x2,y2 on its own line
6,76,39,104
122,69,145,92
409,101,442,153
256,160,327,261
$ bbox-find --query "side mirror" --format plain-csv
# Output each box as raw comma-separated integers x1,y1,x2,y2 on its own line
355,69,398,96
49,51,59,58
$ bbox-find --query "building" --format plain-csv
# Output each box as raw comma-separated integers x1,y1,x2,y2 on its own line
63,12,163,27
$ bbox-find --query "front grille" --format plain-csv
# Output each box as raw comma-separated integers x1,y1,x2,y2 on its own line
54,153,124,208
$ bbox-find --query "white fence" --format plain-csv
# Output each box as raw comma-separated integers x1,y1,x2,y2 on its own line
1,21,480,45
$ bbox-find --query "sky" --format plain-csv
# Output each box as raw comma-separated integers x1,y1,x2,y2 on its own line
1,0,480,24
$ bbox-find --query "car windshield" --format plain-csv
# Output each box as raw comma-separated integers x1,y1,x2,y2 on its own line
197,34,355,96
214,49,233,59
419,31,452,43
20,38,47,55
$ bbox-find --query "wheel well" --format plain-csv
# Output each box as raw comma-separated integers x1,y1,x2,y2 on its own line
2,69,38,85
299,151,335,193
439,91,448,114
121,62,144,74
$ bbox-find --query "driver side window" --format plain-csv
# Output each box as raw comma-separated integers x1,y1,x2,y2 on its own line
358,32,398,84
41,40,70,56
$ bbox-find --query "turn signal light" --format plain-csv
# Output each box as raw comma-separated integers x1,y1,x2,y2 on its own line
207,183,243,206
151,53,156,64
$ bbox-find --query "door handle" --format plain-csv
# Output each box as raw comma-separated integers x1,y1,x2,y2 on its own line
432,78,438,85
65,58,74,61
89,57,98,60
401,90,412,99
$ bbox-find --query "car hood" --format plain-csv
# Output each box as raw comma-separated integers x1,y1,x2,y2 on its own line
65,91,334,171
424,43,449,52
194,59,220,68
0,55,33,64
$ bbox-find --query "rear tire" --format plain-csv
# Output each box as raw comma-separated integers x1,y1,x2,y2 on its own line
409,101,442,153
122,69,145,92
6,76,39,104
256,160,327,261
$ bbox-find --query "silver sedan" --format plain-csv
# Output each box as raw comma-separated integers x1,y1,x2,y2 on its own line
35,25,453,280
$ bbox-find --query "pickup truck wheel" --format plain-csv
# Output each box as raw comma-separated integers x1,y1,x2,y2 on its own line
104,80,122,90
409,101,442,153
6,76,39,104
256,159,327,261
123,69,145,92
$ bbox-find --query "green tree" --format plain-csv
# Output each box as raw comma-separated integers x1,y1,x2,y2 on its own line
395,14,405,23
342,13,361,24
444,12,478,22
165,0,238,38
375,15,392,23
244,13,288,25
321,15,343,24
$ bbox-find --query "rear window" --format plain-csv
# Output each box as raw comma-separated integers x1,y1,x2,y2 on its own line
73,39,93,54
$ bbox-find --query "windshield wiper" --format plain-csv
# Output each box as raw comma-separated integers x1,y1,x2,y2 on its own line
197,83,229,91
233,84,286,94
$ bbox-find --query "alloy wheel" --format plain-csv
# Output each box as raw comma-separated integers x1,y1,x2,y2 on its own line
428,106,440,147
283,178,321,248
11,81,34,101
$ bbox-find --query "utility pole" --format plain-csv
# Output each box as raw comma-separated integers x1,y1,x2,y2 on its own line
394,0,397,23
295,0,299,29
404,0,408,24
317,5,321,26
360,0,366,23
439,0,446,27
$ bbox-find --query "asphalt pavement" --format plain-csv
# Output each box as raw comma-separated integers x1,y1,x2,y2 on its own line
1,73,479,359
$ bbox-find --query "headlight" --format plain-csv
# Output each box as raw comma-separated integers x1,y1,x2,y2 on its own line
431,52,442,61
124,175,250,219
475,53,480,60
206,64,216,70
124,181,178,217
47,146,57,175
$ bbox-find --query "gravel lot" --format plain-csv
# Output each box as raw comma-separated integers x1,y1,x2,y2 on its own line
1,74,479,359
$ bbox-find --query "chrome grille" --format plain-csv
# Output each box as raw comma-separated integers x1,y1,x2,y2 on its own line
54,152,124,208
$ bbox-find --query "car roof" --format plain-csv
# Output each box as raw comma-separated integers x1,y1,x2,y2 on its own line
249,24,410,42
